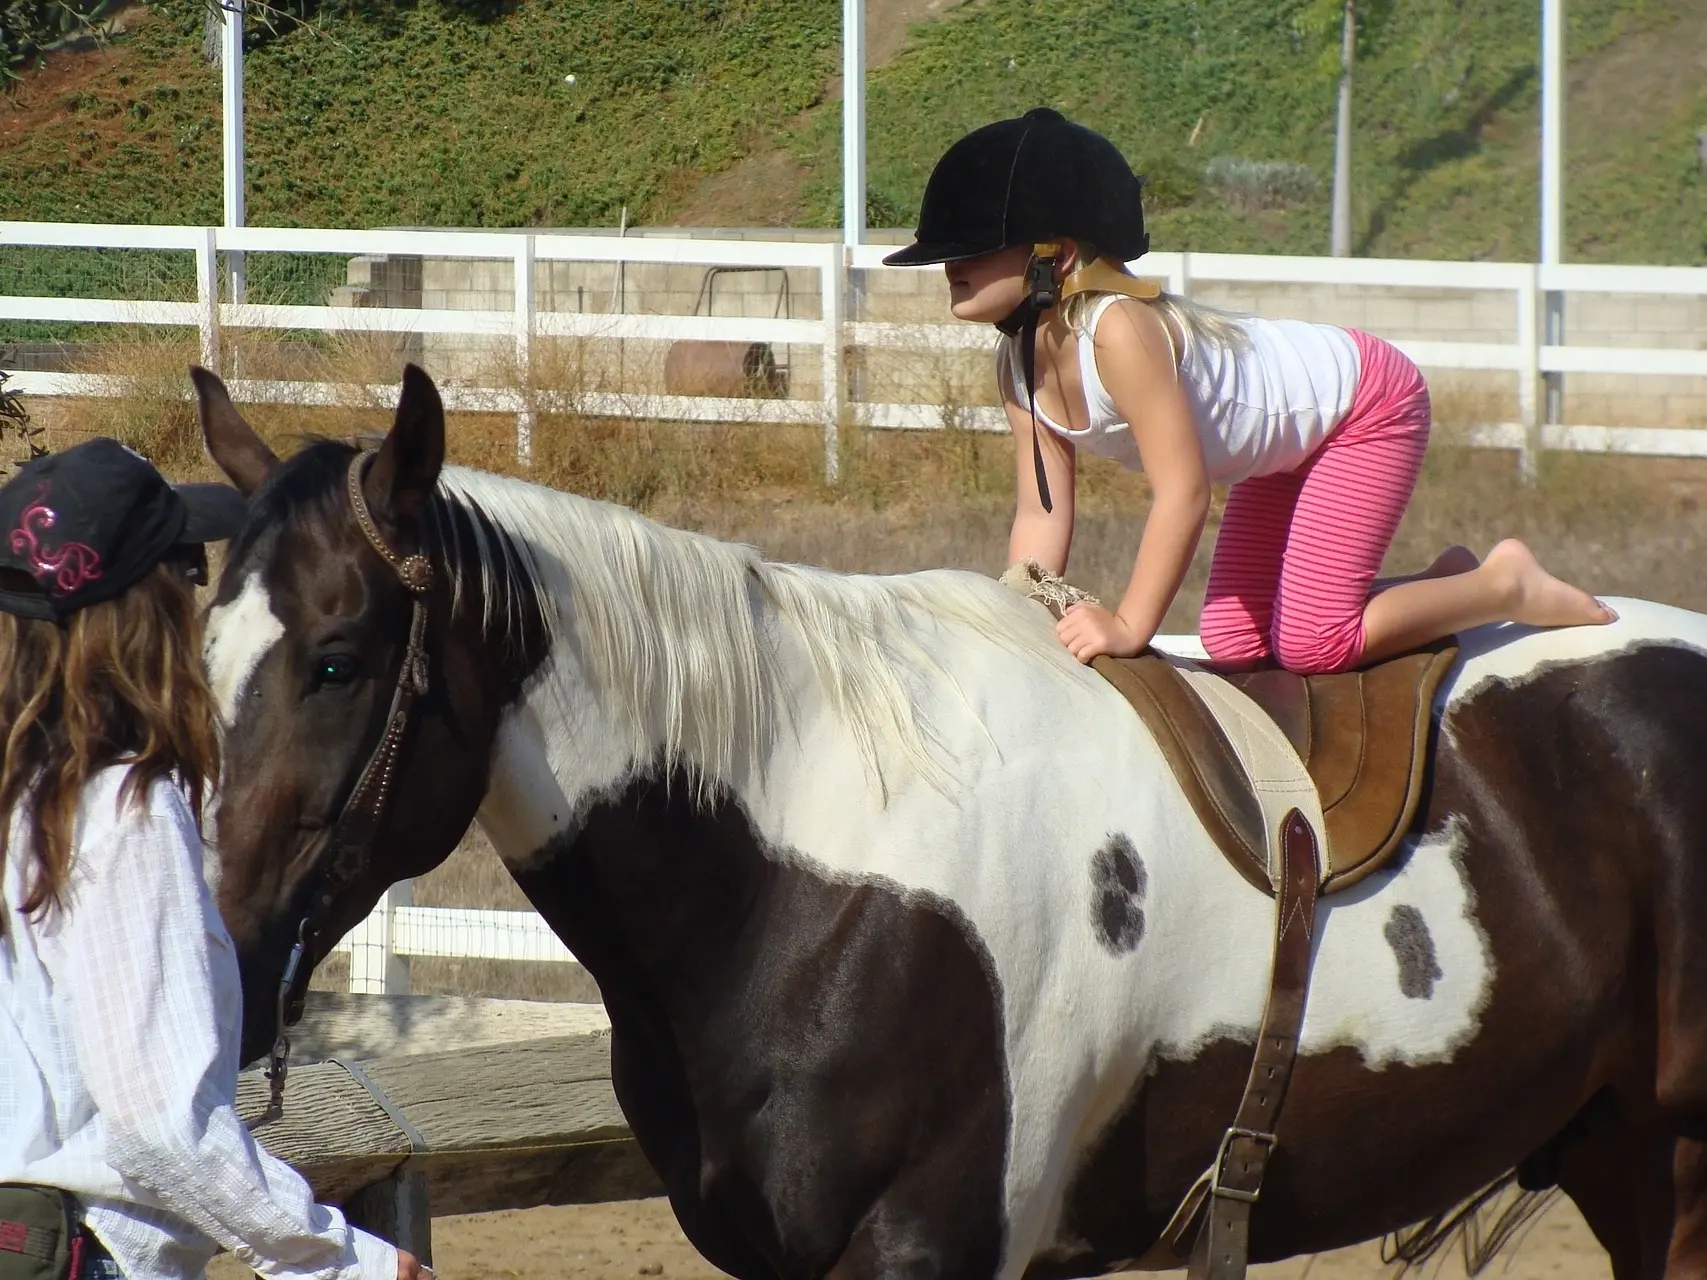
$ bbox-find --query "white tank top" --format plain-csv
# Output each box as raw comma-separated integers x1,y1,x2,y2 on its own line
1003,295,1361,484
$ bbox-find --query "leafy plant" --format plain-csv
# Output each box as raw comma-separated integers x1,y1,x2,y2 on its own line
1202,157,1319,213
3,0,122,83
0,370,48,477
1137,155,1201,213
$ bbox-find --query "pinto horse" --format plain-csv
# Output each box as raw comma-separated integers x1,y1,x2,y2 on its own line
198,365,1707,1280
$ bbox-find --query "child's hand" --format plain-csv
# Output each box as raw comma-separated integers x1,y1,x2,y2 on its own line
1056,602,1148,663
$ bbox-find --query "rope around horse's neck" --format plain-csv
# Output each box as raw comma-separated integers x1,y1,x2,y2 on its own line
999,558,1102,613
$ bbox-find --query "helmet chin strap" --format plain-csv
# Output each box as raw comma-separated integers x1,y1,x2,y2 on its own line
997,246,1162,515
998,243,1063,513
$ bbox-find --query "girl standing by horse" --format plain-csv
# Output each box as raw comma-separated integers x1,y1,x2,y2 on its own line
0,439,423,1280
885,108,1615,672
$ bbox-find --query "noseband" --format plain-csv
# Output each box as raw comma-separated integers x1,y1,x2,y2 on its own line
255,449,434,1124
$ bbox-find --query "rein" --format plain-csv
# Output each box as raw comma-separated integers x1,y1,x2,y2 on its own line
253,449,434,1126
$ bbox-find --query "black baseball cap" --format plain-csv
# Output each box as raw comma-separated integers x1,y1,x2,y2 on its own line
0,438,248,622
883,108,1150,267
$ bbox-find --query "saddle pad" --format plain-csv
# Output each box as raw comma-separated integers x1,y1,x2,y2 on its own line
1091,645,1456,896
1179,666,1324,890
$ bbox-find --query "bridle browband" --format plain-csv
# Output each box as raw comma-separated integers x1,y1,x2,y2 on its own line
252,448,435,1126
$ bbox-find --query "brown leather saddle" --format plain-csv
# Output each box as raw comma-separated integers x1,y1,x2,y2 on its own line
1088,641,1457,1280
1093,642,1457,897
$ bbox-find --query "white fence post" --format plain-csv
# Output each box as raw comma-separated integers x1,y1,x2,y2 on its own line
1517,265,1541,483
1168,250,1191,300
822,242,845,484
197,228,220,373
347,879,413,995
514,233,536,467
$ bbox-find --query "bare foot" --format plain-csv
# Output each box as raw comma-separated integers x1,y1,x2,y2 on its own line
1482,539,1618,628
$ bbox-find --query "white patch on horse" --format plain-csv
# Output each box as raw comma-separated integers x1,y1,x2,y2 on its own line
204,572,283,727
1304,818,1489,1060
479,702,580,870
433,466,1074,804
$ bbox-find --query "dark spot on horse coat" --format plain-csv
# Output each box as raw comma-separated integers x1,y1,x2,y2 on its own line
1091,834,1147,954
1384,904,1443,1000
508,767,1010,1280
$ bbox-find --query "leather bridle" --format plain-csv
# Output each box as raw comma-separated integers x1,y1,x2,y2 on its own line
253,449,434,1125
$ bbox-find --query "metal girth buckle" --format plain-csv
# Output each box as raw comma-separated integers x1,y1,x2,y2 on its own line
1209,1126,1278,1205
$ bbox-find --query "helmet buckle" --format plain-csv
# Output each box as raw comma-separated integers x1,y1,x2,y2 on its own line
1027,242,1063,309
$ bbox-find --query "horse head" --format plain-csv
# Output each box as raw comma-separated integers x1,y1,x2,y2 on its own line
196,365,543,1065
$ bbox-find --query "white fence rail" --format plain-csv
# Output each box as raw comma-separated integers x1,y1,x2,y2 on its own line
5,222,1707,479
4,221,1705,990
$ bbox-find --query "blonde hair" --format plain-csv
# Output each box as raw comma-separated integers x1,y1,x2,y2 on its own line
0,565,221,929
1060,246,1250,355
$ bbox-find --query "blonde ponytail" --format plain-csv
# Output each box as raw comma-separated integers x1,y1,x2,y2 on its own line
1059,247,1251,356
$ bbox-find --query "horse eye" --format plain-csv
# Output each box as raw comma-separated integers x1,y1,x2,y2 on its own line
314,654,358,688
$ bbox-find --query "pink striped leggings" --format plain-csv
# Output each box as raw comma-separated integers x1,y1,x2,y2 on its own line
1199,330,1431,674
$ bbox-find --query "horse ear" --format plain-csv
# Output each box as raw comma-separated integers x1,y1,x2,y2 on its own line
192,366,278,496
367,363,445,526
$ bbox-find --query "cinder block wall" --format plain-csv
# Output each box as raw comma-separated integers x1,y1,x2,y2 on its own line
333,230,1706,429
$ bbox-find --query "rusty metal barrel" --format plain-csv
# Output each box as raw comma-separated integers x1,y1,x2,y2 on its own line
662,340,787,399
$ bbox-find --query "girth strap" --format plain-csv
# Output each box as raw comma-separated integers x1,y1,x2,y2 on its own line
1149,809,1321,1280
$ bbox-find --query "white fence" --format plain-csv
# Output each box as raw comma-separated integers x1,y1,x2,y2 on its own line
3,221,1705,992
4,222,1707,482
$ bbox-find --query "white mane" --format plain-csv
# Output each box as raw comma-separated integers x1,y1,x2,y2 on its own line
429,467,1077,797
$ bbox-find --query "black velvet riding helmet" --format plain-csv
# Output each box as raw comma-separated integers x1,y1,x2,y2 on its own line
886,109,1153,512
883,108,1150,267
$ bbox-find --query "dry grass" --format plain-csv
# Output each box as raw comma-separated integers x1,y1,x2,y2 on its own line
35,330,1707,1004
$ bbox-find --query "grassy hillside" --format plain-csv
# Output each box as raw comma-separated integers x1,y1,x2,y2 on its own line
0,0,1702,263
798,0,1707,263
0,0,841,227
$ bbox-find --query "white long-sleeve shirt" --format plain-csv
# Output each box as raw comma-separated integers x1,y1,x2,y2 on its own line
0,765,397,1280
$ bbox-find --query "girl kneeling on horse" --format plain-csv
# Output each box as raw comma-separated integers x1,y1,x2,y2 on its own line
0,440,424,1280
886,108,1615,673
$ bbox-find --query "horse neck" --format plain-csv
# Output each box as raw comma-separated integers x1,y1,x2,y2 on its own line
440,469,1054,866
480,585,831,858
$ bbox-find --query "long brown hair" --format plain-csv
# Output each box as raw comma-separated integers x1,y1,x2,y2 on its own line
0,564,221,928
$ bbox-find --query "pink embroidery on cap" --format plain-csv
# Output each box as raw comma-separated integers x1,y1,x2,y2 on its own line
10,483,103,596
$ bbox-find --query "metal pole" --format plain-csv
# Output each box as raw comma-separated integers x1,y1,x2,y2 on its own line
840,0,865,420
842,0,865,248
514,235,535,467
1330,0,1354,258
1540,0,1564,429
221,0,246,304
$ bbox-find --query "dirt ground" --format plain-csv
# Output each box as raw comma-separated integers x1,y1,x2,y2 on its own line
404,1194,1610,1280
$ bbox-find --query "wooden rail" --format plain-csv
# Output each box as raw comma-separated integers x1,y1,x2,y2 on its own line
236,996,660,1264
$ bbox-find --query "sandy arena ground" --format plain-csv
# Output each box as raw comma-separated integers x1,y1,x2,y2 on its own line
382,1194,1609,1280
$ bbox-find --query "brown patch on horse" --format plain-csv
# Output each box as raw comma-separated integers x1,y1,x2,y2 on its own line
1385,905,1444,1001
1090,835,1147,955
508,768,1010,1280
